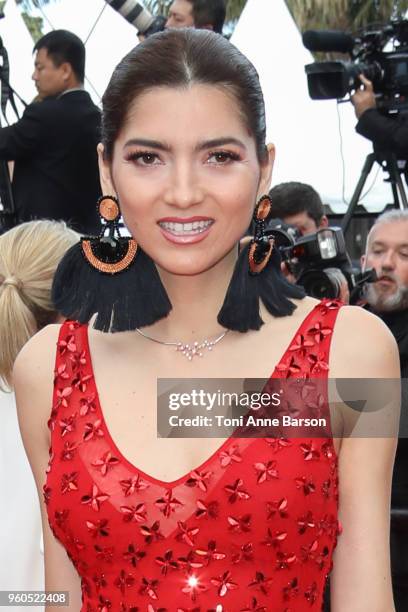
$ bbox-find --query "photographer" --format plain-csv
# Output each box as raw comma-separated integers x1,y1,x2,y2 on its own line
0,30,101,233
269,181,329,236
166,0,226,33
351,74,408,161
267,182,350,302
360,209,408,610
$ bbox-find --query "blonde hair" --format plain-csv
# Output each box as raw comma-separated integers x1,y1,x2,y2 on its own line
0,220,78,391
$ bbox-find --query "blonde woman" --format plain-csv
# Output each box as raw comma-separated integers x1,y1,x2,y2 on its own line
0,221,78,606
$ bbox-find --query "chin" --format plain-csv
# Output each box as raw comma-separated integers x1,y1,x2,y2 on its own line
153,249,223,275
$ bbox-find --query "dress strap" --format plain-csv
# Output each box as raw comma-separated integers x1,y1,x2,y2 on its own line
274,299,344,378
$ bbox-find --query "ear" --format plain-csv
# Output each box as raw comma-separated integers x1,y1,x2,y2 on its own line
360,254,366,271
97,143,116,196
257,143,275,199
60,62,73,82
201,23,214,31
319,215,329,228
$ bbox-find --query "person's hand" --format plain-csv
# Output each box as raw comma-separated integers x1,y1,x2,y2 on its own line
280,260,297,284
351,74,376,119
338,274,350,304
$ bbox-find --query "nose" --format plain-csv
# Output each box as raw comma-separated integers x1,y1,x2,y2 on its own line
381,249,396,272
163,161,204,209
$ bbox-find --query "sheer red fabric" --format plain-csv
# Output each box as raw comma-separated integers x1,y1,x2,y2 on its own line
45,300,343,611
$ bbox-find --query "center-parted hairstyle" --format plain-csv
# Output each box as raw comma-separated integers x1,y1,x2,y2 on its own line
53,29,304,334
101,29,268,163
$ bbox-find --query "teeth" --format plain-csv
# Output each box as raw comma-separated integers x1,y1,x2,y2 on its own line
159,220,213,235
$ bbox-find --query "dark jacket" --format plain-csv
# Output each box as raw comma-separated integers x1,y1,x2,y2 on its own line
371,308,408,611
0,90,102,234
356,108,408,161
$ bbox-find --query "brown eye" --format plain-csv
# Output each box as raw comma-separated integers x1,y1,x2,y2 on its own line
127,152,160,166
138,153,158,165
208,151,240,164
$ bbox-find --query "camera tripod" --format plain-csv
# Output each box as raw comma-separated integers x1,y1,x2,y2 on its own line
341,152,408,234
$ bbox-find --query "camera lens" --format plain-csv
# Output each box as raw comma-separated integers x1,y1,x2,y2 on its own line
297,268,343,299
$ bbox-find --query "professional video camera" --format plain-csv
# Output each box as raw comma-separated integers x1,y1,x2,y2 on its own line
265,219,375,300
105,0,166,37
303,16,408,113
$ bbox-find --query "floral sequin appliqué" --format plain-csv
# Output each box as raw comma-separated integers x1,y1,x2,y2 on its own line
45,301,343,611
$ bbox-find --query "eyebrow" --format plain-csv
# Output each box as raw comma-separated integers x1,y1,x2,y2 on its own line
371,240,408,249
123,137,247,152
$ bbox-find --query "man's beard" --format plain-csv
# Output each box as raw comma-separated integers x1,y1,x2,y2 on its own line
364,279,408,312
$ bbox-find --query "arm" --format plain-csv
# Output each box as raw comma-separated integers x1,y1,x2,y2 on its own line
329,306,400,612
0,103,44,161
13,325,82,612
351,75,408,158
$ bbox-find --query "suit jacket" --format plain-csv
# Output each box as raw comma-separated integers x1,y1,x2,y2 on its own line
0,90,102,234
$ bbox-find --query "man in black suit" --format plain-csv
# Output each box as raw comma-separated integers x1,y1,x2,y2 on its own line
0,30,101,234
361,209,408,611
351,74,408,162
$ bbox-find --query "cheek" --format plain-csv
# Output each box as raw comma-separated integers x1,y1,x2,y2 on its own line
110,165,157,227
398,263,408,286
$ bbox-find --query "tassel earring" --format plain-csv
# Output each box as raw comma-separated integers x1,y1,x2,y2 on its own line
218,195,304,332
52,195,172,332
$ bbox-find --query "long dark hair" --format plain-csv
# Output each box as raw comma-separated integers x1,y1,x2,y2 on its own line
53,29,304,334
101,29,267,164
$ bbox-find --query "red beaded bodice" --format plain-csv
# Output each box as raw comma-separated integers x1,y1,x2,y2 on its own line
45,300,343,611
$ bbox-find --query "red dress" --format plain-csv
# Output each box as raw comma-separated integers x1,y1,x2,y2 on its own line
45,300,343,611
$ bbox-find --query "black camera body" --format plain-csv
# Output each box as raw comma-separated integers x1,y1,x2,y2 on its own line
265,220,377,301
286,228,354,299
303,18,408,113
265,220,355,299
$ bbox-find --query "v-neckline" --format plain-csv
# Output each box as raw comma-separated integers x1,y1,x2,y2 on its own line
83,303,322,487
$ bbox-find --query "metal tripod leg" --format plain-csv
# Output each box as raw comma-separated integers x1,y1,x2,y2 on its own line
342,153,408,235
341,153,376,234
385,156,408,210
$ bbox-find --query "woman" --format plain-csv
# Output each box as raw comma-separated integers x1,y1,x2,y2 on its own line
0,220,78,606
14,30,399,611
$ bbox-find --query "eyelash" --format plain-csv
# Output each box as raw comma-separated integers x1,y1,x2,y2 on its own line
125,150,241,166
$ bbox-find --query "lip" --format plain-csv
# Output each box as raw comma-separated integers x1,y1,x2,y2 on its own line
158,216,213,223
158,221,214,245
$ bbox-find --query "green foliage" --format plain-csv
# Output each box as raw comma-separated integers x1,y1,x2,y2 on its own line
285,0,407,33
14,0,408,34
20,11,43,41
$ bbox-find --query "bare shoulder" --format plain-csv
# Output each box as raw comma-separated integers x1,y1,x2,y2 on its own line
260,295,320,332
13,323,62,439
330,304,399,377
14,323,61,387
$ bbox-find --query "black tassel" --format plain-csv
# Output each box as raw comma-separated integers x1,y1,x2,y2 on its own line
52,243,172,332
258,249,305,317
217,243,305,333
217,243,262,332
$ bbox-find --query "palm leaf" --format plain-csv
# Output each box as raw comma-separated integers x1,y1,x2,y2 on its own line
285,0,404,33
15,0,407,33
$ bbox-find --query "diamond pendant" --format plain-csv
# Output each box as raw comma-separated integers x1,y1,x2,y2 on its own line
175,339,217,361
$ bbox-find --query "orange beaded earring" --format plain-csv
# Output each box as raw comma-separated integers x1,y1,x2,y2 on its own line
248,195,275,275
52,195,172,332
81,196,138,274
218,194,304,332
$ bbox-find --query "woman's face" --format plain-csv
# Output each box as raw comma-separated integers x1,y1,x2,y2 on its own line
99,84,274,275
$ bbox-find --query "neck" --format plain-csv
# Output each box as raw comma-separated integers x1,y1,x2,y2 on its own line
60,82,83,96
146,246,237,341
